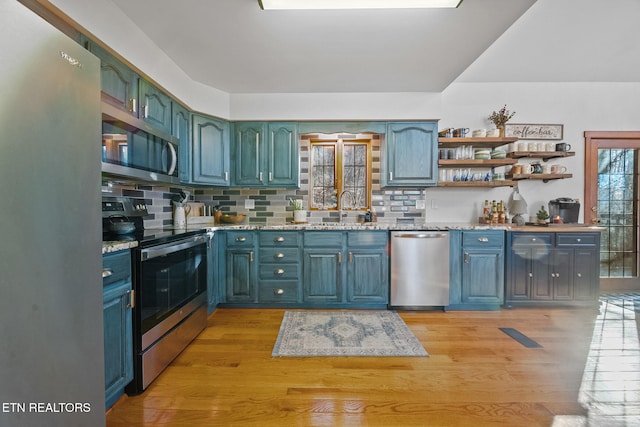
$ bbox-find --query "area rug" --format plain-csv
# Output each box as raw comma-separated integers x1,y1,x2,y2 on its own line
272,310,428,357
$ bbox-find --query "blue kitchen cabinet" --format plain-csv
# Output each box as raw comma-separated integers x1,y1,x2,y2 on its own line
346,231,389,304
449,230,505,310
192,114,230,186
87,41,139,117
258,231,302,303
138,79,172,135
222,231,257,303
382,121,438,187
505,232,600,307
102,250,133,409
232,122,299,187
303,231,343,304
172,102,191,183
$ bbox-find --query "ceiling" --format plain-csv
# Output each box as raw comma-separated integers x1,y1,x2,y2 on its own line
109,0,537,94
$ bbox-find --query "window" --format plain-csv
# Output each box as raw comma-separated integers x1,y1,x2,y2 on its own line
309,136,371,210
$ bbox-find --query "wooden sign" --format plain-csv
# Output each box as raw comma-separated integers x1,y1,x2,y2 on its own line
504,123,564,140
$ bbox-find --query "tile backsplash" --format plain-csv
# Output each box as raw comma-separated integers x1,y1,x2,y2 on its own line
102,135,427,227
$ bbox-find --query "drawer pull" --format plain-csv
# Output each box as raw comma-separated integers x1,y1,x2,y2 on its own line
531,238,536,242
126,290,135,309
236,236,246,242
576,238,581,242
478,237,489,242
250,251,254,262
528,272,533,278
274,253,285,259
577,273,582,278
274,236,285,242
102,269,113,278
464,252,470,263
274,268,285,275
274,288,285,295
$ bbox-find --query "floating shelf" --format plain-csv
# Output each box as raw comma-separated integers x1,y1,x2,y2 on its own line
437,180,516,188
438,137,518,149
438,159,517,167
507,173,573,183
507,151,575,162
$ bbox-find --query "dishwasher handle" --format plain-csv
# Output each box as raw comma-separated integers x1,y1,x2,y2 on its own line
393,233,448,239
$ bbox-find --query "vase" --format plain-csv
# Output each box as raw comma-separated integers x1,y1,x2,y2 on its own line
293,210,307,223
498,126,505,138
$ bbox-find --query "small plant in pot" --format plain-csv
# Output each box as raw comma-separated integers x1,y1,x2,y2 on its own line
536,205,550,224
289,198,307,223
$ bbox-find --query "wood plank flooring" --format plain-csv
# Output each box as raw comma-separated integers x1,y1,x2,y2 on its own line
106,307,599,426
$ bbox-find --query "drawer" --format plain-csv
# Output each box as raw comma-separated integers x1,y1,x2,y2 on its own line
226,231,255,246
102,250,131,287
462,231,504,248
259,263,300,280
510,233,553,247
259,231,299,247
259,248,300,264
347,231,388,247
556,233,598,246
304,231,343,247
258,281,299,302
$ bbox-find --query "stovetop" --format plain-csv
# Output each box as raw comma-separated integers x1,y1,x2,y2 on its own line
102,227,207,247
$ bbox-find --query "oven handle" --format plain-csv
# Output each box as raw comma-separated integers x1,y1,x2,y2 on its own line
141,235,206,261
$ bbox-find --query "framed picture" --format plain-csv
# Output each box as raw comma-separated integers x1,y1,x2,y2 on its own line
504,123,564,140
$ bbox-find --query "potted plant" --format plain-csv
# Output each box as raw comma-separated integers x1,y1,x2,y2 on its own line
488,104,516,136
289,198,307,223
536,205,549,224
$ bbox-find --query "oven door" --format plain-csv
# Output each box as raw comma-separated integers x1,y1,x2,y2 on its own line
137,234,207,350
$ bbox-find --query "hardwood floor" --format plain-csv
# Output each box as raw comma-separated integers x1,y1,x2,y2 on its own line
106,307,600,426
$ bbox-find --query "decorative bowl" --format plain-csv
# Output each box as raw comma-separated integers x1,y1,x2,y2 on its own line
219,213,247,224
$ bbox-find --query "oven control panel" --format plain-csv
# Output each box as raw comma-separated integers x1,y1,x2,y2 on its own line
102,196,148,218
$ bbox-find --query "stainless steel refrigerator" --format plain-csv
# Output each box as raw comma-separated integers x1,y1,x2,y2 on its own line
0,2,105,426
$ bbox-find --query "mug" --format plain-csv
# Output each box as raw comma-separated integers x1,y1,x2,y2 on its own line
486,129,500,138
472,129,486,138
545,142,556,152
516,142,527,152
452,127,469,137
523,164,534,174
542,164,552,174
556,143,572,151
438,128,453,138
551,165,568,174
528,142,540,152
531,163,543,174
511,164,523,175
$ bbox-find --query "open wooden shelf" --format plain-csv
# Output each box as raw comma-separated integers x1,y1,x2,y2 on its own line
439,159,517,167
507,173,573,183
437,180,517,188
507,151,575,162
438,137,518,149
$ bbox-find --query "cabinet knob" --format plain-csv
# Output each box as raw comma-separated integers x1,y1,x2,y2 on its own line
274,288,285,295
528,272,533,278
236,236,246,242
274,236,285,242
274,253,285,259
478,237,489,242
102,269,113,278
531,238,537,242
576,238,581,242
274,268,285,275
577,273,582,278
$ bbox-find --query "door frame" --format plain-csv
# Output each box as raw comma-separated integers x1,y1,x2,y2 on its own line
585,131,640,291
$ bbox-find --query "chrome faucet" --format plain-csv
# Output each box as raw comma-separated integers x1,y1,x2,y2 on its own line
339,190,356,223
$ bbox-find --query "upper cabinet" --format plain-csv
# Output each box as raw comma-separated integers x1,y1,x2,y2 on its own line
86,41,138,116
382,121,438,187
192,114,230,186
138,79,172,134
172,103,191,183
232,122,299,188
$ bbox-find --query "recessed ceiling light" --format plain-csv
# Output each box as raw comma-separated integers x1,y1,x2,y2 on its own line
258,0,462,10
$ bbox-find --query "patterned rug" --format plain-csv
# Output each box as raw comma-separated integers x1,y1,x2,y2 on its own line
272,310,428,357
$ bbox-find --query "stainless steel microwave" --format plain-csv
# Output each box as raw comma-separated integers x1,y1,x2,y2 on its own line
101,102,180,184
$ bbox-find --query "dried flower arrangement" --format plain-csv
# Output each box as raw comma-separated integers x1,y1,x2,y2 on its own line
488,105,516,128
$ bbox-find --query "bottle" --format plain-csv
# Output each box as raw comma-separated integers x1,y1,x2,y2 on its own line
483,200,490,219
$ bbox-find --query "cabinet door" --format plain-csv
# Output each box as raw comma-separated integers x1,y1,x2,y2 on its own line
347,249,388,303
303,249,341,302
172,103,191,183
225,249,256,303
139,79,172,134
552,248,573,300
461,248,504,304
267,122,299,187
192,114,230,186
383,122,437,187
234,122,265,186
88,42,138,116
531,247,553,300
508,247,532,301
573,248,599,300
103,280,133,409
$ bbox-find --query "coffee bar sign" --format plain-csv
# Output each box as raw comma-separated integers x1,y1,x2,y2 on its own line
504,123,564,140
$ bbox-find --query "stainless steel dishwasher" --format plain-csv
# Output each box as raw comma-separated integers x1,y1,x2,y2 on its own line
390,231,450,309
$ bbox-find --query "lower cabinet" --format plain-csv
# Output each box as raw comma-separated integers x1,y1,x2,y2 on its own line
102,250,133,410
449,230,505,310
505,232,600,307
217,230,388,308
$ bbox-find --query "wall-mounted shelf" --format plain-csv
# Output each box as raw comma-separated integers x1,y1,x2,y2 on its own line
507,151,575,162
507,173,573,183
439,159,517,167
438,137,518,149
437,180,516,188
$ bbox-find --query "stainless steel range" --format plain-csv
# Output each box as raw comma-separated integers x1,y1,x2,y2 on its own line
102,196,209,394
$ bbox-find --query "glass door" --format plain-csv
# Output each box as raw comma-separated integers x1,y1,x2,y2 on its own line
585,132,640,292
